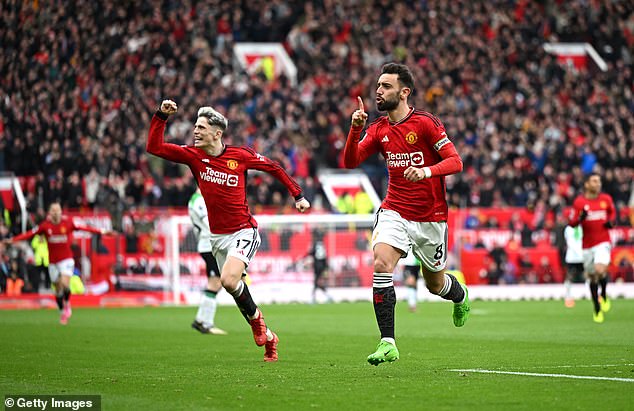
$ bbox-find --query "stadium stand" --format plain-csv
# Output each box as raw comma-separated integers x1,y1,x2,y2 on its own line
1,0,632,213
0,0,632,293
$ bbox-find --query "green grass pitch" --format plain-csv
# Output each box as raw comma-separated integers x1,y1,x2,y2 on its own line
1,299,633,410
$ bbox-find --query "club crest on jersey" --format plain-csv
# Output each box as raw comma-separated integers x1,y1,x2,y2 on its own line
227,160,238,170
405,132,418,144
600,201,607,209
61,227,66,234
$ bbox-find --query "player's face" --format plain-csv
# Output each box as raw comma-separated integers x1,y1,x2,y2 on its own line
193,117,220,149
376,73,404,112
49,204,62,223
585,175,601,195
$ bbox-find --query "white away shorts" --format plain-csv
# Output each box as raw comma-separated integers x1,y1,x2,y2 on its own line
48,258,75,283
372,209,448,272
583,241,611,274
209,228,261,274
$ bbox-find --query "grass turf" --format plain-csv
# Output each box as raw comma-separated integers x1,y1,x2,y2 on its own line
1,299,633,410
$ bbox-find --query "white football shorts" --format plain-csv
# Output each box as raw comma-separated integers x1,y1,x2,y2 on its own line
209,228,261,274
583,241,611,274
372,209,448,273
48,258,75,283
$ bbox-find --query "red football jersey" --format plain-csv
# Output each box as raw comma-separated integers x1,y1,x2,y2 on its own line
147,114,302,234
11,217,102,263
346,108,461,222
569,193,615,248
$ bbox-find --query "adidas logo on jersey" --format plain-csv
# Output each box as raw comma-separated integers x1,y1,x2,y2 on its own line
381,135,389,143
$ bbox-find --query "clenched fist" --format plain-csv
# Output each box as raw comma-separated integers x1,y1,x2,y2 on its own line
160,99,178,115
295,197,311,213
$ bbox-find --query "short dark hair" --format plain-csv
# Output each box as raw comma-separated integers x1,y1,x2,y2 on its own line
381,63,415,91
584,172,600,183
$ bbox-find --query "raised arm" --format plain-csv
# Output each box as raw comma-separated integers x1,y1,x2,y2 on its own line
344,96,376,168
146,99,192,163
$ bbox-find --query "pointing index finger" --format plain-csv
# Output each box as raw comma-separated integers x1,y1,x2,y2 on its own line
357,96,364,113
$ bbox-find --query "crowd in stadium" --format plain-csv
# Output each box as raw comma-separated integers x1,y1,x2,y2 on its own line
1,0,632,232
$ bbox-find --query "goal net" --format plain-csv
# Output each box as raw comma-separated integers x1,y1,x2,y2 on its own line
164,213,380,305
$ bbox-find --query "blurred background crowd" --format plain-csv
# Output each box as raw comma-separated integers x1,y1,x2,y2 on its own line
0,0,632,232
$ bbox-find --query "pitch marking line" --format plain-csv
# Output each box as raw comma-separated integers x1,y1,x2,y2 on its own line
450,369,634,383
524,363,634,369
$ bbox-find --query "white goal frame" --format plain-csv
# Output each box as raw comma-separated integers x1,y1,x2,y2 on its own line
165,213,376,304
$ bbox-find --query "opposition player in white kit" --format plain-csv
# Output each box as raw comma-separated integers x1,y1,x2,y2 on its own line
563,224,583,308
189,189,227,335
344,63,470,365
401,251,421,313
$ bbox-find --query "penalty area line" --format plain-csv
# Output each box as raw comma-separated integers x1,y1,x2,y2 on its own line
449,369,634,383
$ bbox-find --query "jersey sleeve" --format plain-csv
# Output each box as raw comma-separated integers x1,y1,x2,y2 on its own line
606,195,616,223
146,112,195,164
10,225,42,242
72,220,104,235
568,197,584,227
424,118,463,177
242,148,303,198
343,124,380,168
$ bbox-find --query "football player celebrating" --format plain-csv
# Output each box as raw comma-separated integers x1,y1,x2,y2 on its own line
147,100,310,362
4,202,108,324
344,63,469,365
568,173,616,323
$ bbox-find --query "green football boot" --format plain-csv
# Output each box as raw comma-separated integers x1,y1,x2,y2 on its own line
367,340,400,366
453,284,470,327
600,297,611,313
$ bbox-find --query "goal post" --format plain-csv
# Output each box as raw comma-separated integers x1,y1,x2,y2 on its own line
0,172,28,233
164,213,377,305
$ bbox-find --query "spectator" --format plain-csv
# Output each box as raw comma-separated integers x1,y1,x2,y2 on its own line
0,0,630,218
6,260,25,296
353,190,374,214
336,192,355,214
519,254,538,284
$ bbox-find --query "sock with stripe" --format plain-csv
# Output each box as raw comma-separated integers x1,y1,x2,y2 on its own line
372,273,396,340
438,273,465,303
229,280,258,322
